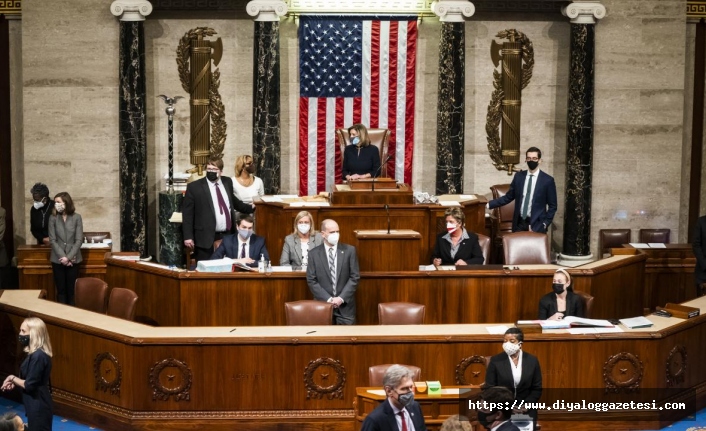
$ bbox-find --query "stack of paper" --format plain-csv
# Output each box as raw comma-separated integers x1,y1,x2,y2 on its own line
619,316,653,329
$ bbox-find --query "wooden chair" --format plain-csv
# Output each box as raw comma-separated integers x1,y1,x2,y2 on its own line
477,233,491,265
74,277,109,314
489,184,515,264
502,232,550,265
598,229,631,258
336,128,390,177
107,288,139,321
639,229,670,244
368,364,422,387
284,300,334,325
378,302,425,325
574,290,595,318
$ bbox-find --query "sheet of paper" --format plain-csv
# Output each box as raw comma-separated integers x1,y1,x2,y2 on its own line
419,265,436,271
437,265,456,271
270,266,295,272
629,243,649,248
439,200,461,207
260,196,283,203
486,325,510,334
460,194,476,200
568,326,624,334
289,202,331,207
277,195,299,199
367,389,386,396
647,243,667,248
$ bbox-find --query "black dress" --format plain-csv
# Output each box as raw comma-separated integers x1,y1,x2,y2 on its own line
537,290,584,320
341,144,381,180
20,349,53,431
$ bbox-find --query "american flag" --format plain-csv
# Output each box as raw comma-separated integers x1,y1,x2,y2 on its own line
298,16,418,195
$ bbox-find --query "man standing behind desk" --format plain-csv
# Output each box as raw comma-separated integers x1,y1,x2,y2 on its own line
361,364,427,431
487,147,557,233
182,156,255,263
306,219,360,325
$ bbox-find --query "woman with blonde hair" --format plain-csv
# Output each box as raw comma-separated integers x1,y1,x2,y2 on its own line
538,268,584,320
280,210,323,268
232,154,265,205
1,317,53,430
440,414,472,431
342,123,382,181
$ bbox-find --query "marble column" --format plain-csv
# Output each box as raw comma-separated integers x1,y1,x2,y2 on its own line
111,0,153,258
247,0,287,195
431,1,475,194
559,2,605,264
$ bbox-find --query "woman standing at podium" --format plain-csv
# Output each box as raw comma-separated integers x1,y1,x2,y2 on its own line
431,207,484,266
280,211,323,268
342,124,381,181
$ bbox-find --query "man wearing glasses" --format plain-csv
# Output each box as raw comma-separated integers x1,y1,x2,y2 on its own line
487,147,557,233
182,156,255,263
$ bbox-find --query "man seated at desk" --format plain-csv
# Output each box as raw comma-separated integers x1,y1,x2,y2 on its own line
431,207,484,266
361,364,427,431
211,215,269,267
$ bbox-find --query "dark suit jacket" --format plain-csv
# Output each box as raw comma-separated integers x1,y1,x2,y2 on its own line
48,213,83,264
182,176,252,249
495,421,520,431
485,351,543,410
431,230,484,265
537,290,584,320
306,243,360,323
211,234,269,267
488,170,558,233
20,349,53,431
360,398,427,431
693,215,706,284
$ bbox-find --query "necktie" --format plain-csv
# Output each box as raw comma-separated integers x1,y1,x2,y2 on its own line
328,248,336,295
398,411,408,431
214,183,232,231
522,174,533,219
240,243,246,259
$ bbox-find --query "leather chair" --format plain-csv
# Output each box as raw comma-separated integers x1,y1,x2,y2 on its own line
573,290,595,318
284,300,334,325
639,229,670,244
477,233,491,265
378,302,425,325
502,232,550,265
74,277,109,314
368,364,422,387
598,229,631,258
83,231,111,243
336,128,390,177
489,184,515,264
107,288,139,321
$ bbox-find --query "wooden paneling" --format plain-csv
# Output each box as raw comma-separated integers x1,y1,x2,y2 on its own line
354,230,421,271
0,290,704,431
104,254,646,326
331,184,414,204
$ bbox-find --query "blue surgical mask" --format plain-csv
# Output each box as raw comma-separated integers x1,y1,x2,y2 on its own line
351,136,360,146
238,229,253,240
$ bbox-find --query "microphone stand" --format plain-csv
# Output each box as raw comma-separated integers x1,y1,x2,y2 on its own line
384,204,391,234
371,154,392,192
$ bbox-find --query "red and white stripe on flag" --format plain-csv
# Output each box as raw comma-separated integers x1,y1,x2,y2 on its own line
298,20,417,196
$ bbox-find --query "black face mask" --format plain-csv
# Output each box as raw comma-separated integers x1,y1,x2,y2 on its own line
18,334,30,347
206,172,219,182
527,160,539,170
477,411,497,429
245,164,256,174
552,283,565,295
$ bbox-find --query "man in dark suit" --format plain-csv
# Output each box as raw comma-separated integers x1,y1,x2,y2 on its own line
693,215,706,297
306,219,360,325
475,386,520,431
488,147,557,233
361,365,427,431
182,156,254,263
211,215,269,267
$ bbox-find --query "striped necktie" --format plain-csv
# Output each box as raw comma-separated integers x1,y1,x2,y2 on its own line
328,247,336,295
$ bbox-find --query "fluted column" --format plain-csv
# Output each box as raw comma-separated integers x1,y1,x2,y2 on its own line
111,0,153,257
559,1,605,263
247,0,287,194
431,1,474,194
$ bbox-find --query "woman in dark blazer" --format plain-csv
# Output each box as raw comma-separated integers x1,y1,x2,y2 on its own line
280,211,324,268
538,268,584,320
485,327,542,422
431,207,484,266
48,192,83,305
1,317,53,431
342,123,382,181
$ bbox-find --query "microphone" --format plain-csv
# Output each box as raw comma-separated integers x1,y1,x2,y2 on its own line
372,154,392,192
384,204,391,234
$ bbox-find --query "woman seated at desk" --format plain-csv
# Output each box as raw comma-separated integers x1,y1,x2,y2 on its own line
280,211,323,268
538,268,584,320
431,207,484,266
342,124,381,182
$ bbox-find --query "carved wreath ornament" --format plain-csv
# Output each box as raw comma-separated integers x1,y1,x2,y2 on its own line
303,357,346,400
149,358,192,401
93,352,122,395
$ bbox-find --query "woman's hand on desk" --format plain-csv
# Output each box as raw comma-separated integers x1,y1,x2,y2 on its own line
432,258,442,266
455,259,467,266
548,312,564,321
235,257,255,265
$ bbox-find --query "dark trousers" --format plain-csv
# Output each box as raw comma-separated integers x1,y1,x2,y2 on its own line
516,217,531,232
52,262,79,305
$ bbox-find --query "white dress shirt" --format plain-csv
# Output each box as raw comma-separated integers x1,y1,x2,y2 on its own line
520,170,540,218
388,398,416,431
208,179,232,232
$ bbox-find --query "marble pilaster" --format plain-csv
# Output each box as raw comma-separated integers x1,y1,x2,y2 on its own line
158,191,184,266
112,1,152,258
560,2,603,261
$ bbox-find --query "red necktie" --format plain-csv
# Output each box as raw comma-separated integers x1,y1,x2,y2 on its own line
398,411,408,431
214,183,231,231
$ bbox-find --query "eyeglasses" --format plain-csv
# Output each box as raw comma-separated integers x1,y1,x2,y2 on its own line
526,157,539,162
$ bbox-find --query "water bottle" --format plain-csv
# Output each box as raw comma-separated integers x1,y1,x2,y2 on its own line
258,254,265,273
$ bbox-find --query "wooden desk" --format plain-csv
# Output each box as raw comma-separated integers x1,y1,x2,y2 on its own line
255,197,487,266
354,229,421,271
103,253,646,326
16,244,112,301
1,290,704,431
614,244,696,311
332,182,412,203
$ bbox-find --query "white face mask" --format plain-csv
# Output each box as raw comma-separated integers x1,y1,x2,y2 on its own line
297,223,311,235
33,201,45,210
503,341,521,356
446,222,458,233
326,232,340,246
55,203,65,213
